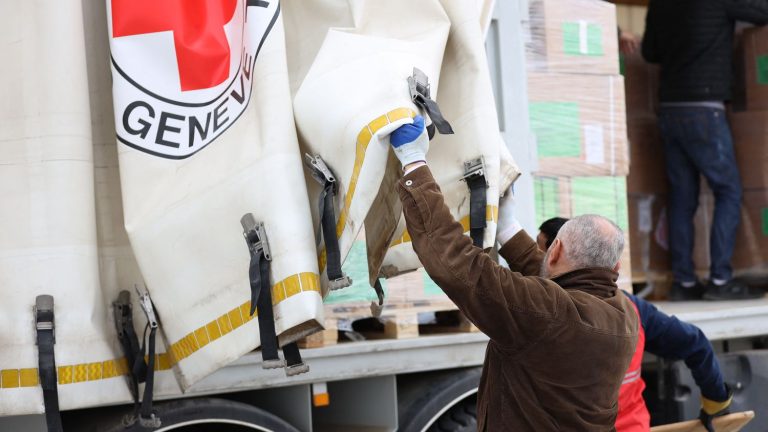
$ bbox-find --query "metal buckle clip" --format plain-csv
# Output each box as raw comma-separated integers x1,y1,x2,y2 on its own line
304,154,337,192
135,286,159,330
461,157,488,186
241,213,272,261
34,295,55,343
408,67,431,105
328,276,353,291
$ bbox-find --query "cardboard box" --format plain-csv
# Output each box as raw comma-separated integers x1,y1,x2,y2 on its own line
534,175,633,292
528,73,629,176
729,110,768,191
734,26,768,112
626,118,667,195
628,188,768,286
527,0,620,76
622,51,659,120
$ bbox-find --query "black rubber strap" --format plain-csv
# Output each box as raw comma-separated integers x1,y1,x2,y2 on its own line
252,250,279,363
114,296,146,409
282,342,304,368
36,310,62,432
415,97,453,139
373,279,385,306
139,326,157,421
466,175,487,248
319,182,343,281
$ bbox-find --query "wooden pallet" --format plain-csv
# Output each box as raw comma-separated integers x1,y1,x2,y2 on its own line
297,307,479,348
650,411,754,432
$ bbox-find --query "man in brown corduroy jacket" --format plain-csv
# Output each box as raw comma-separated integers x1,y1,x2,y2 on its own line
389,116,639,431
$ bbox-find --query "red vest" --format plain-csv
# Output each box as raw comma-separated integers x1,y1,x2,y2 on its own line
616,302,650,432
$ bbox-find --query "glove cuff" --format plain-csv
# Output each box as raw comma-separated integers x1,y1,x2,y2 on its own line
701,393,733,415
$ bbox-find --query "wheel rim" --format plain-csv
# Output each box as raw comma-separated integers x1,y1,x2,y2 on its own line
156,419,275,432
418,389,478,432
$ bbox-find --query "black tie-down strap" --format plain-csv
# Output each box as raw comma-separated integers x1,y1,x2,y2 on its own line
408,67,454,140
241,214,309,376
35,295,62,432
370,279,386,318
462,158,489,248
113,289,161,429
304,154,352,291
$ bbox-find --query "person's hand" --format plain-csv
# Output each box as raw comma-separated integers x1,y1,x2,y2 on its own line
699,387,733,432
390,115,429,170
620,31,639,56
496,186,522,246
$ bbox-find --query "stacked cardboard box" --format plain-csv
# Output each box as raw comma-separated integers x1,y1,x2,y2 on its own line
527,0,632,291
624,27,768,294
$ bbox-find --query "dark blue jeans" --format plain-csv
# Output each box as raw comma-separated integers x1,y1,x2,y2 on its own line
658,107,742,283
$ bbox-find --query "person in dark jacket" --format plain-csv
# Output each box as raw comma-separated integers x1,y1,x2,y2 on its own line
537,217,569,251
642,1,768,301
538,219,733,432
388,116,638,431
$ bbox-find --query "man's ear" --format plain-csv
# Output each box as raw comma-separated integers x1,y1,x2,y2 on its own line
548,239,562,265
613,261,621,273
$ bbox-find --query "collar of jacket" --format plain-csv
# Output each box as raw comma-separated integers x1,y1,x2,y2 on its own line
552,267,619,299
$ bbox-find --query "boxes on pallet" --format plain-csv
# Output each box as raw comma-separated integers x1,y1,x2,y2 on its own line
628,188,768,289
730,110,768,190
533,175,633,292
528,73,629,177
622,51,660,121
734,25,768,112
626,117,667,195
527,0,620,76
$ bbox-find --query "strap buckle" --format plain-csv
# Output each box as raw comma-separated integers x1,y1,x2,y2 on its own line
34,295,55,344
135,287,158,330
461,157,489,186
328,276,353,291
241,214,272,261
408,67,431,104
304,154,337,192
113,290,133,337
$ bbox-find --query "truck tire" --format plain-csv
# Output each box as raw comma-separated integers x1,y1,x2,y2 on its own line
78,398,300,432
397,367,481,432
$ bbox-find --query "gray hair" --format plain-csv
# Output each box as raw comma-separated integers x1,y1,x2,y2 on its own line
555,214,624,270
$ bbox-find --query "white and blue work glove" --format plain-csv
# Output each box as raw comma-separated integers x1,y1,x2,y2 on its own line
496,186,523,246
389,115,429,169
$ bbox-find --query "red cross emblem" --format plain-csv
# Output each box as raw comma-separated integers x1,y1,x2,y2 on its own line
111,0,238,92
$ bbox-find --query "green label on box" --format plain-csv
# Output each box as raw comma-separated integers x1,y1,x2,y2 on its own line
530,102,582,158
534,177,562,227
325,240,387,304
423,272,444,296
571,177,629,230
762,208,768,236
757,55,768,85
562,22,604,56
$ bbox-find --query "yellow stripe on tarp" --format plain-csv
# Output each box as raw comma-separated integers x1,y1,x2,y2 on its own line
390,205,499,247
0,272,321,389
319,108,417,271
167,272,321,366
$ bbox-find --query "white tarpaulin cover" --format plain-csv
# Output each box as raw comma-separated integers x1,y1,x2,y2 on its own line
0,0,135,414
107,0,323,389
286,0,451,291
382,0,521,277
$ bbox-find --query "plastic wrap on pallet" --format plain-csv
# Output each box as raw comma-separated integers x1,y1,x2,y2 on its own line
526,0,619,76
525,0,629,177
534,175,633,292
528,72,629,177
